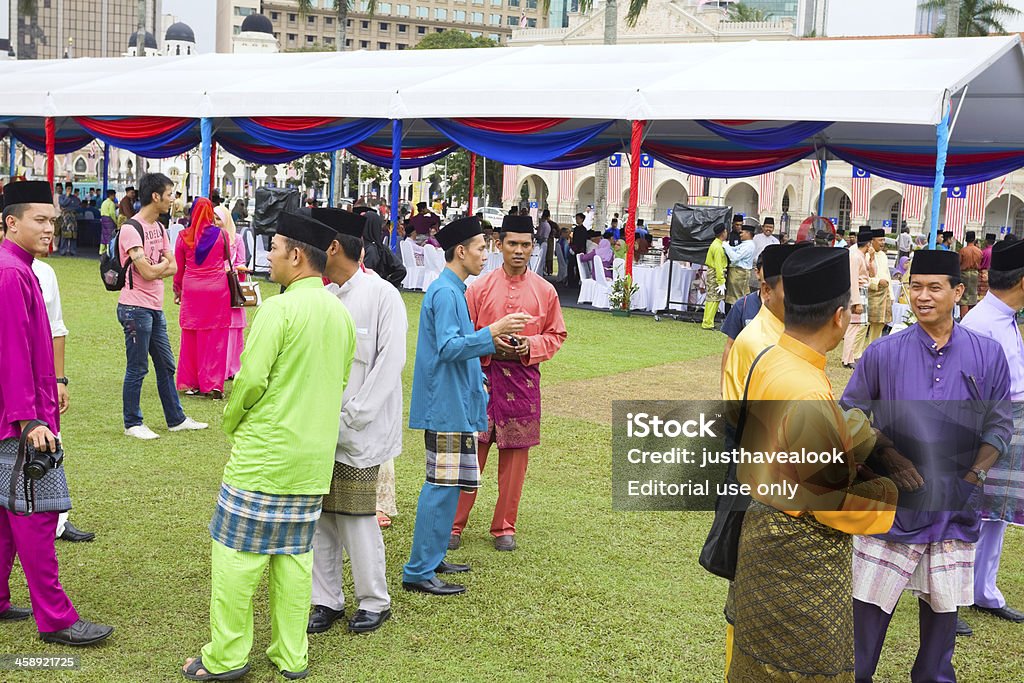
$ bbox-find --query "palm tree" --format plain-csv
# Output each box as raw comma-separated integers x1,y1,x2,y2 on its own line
726,2,773,23
920,0,1022,37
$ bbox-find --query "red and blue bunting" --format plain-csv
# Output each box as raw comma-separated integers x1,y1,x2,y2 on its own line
696,120,832,151
74,116,199,157
11,126,94,155
426,118,614,166
526,142,625,170
827,144,1024,188
643,141,813,178
232,117,388,154
348,142,455,169
453,118,568,134
214,132,306,165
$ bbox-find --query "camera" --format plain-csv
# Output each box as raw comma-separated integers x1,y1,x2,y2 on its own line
508,336,520,347
24,438,63,481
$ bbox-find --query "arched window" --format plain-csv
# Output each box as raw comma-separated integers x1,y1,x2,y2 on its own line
838,194,852,231
74,157,87,174
1014,208,1024,237
781,192,790,214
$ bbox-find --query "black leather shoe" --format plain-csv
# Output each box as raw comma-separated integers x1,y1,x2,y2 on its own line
436,560,470,574
58,522,95,543
401,577,466,596
307,605,345,634
956,615,973,637
348,608,392,634
972,604,1024,622
494,535,517,551
40,618,113,646
0,605,31,621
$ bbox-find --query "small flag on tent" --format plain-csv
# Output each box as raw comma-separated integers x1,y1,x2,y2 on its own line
607,155,623,206
851,167,871,219
558,168,576,203
637,154,655,206
758,171,776,216
902,184,926,221
501,164,519,202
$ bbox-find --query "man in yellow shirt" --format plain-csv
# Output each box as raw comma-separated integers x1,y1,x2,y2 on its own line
702,225,728,330
728,247,897,682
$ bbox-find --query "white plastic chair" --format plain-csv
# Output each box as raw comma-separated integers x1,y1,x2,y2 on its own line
166,223,183,255
400,240,425,290
420,245,445,291
591,258,612,309
253,232,270,275
531,242,546,274
576,253,596,304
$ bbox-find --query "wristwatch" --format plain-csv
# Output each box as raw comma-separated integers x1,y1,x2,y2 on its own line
56,377,69,386
970,467,987,483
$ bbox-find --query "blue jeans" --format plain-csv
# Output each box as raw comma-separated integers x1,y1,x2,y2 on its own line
116,304,185,429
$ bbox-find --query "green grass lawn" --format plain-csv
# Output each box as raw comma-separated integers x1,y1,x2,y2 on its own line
4,256,1022,682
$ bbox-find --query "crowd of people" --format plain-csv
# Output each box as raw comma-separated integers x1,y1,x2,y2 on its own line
0,176,566,680
715,220,1024,681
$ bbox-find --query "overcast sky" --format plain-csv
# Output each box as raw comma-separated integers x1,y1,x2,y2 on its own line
163,0,216,53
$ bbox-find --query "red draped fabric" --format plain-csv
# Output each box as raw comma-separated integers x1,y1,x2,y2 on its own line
246,117,343,131
74,116,191,140
454,118,567,133
352,142,453,158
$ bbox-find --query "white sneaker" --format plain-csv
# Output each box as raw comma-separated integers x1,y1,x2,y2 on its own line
168,417,209,432
125,425,160,440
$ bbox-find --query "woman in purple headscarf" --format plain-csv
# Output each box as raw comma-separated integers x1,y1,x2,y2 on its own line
173,197,232,399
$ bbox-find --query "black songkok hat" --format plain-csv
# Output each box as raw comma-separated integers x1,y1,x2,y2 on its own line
501,214,534,234
985,233,997,242
990,240,1024,272
762,217,774,226
781,247,850,305
437,216,482,251
3,180,53,206
943,230,955,239
416,201,428,211
277,210,337,252
713,225,727,236
856,226,873,245
740,224,756,235
871,228,885,239
761,242,810,279
965,230,976,242
311,207,364,239
910,249,960,277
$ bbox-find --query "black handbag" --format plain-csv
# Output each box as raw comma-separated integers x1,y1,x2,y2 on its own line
698,346,773,581
224,234,246,308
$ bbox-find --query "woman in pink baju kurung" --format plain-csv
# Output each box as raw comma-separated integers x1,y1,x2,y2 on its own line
215,206,248,379
173,198,232,397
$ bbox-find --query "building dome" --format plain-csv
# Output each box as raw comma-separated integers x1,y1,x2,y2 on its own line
165,22,195,43
128,30,158,50
240,14,274,35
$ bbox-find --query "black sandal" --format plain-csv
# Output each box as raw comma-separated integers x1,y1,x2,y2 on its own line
181,656,251,681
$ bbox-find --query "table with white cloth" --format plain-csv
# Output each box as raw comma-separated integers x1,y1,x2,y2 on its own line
630,261,697,312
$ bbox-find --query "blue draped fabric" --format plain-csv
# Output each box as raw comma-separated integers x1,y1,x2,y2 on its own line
232,117,387,153
643,141,812,178
214,132,305,164
11,128,92,154
824,144,1024,189
201,118,213,199
697,120,832,150
8,133,16,178
526,142,624,170
426,118,614,165
348,144,455,169
74,116,199,157
390,120,401,252
818,158,827,216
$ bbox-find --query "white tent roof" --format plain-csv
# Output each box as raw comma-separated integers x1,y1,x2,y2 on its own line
1,35,1023,149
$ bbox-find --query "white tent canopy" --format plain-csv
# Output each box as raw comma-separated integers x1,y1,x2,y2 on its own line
0,35,1022,151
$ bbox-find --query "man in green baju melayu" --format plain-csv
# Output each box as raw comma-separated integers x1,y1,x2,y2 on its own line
182,210,355,682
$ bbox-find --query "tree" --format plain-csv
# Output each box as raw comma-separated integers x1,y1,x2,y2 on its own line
413,30,498,49
725,2,773,23
290,153,331,194
439,150,502,206
921,0,1021,36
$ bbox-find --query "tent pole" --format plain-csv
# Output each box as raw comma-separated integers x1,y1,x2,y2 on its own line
817,158,827,217
45,117,55,189
209,142,218,198
328,153,336,207
101,143,109,196
200,117,212,199
625,119,645,278
389,119,402,253
468,152,477,215
928,106,952,249
8,133,16,179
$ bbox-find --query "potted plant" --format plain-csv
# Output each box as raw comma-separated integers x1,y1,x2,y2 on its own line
609,274,639,317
